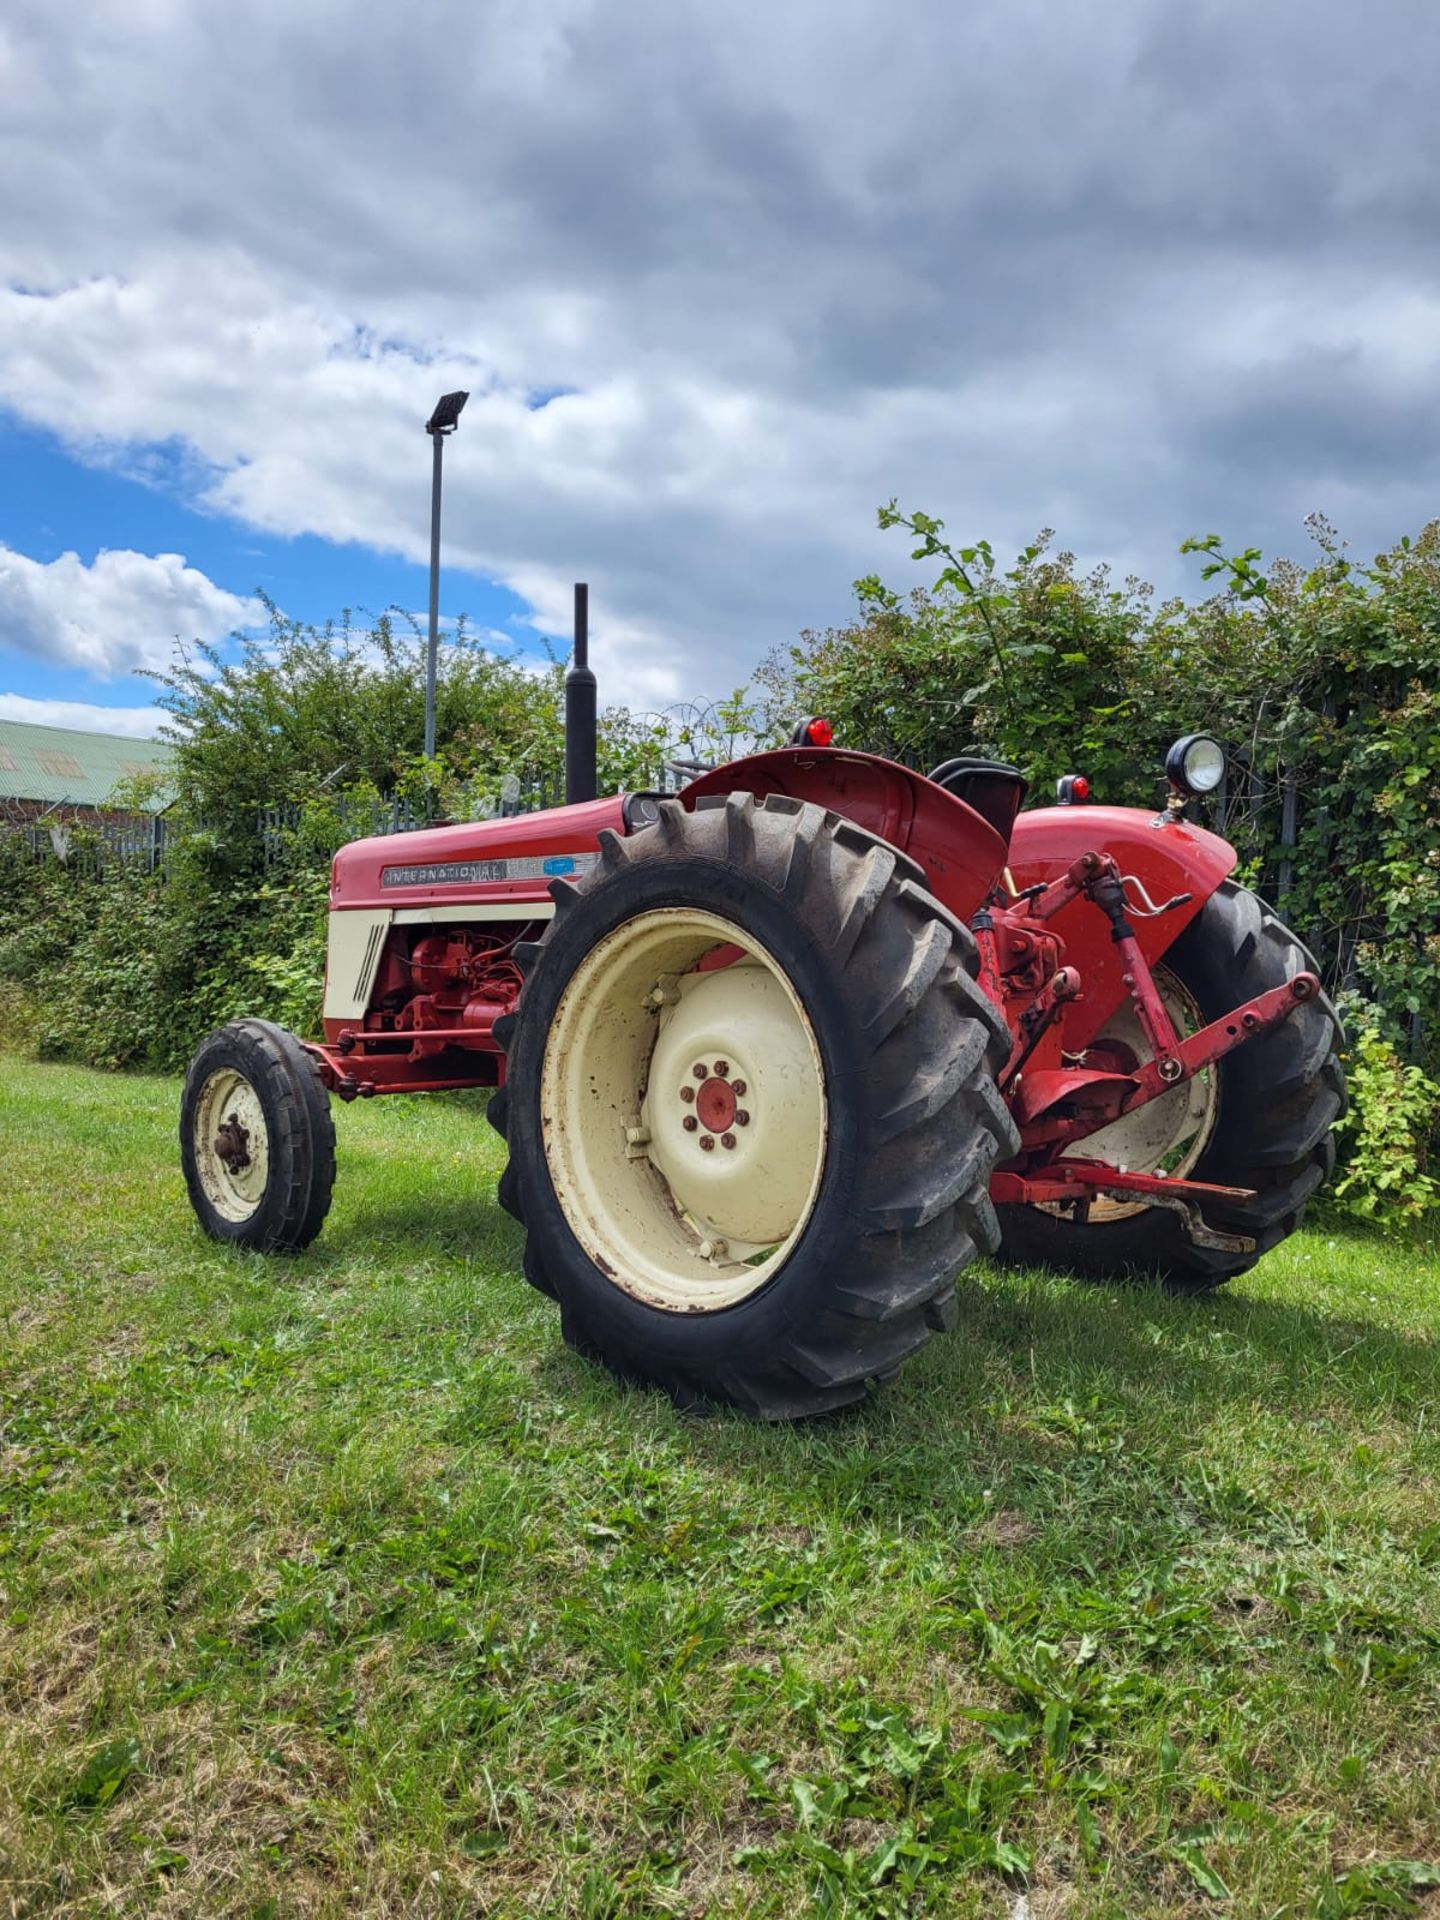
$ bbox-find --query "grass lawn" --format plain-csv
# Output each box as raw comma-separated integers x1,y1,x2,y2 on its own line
1,1057,1437,1919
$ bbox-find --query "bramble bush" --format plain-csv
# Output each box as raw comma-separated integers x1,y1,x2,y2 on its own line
1333,1001,1439,1222
2,518,1436,1221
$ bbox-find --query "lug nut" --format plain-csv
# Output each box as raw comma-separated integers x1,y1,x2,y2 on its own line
734,1109,750,1127
731,1079,746,1096
699,1134,715,1151
679,1085,695,1104
721,1133,736,1150
693,1063,709,1080
683,1115,698,1132
714,1059,730,1077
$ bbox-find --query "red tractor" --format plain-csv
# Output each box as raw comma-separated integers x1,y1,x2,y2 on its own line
181,591,1343,1419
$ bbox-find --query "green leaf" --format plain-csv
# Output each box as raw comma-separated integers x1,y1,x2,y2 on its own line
1174,1848,1231,1900
990,1837,1032,1876
1075,1799,1101,1858
1386,1863,1440,1888
461,1829,506,1858
790,1777,847,1829
67,1736,142,1809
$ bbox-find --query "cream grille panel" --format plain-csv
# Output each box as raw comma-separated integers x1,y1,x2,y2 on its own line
355,920,386,1003
323,909,393,1022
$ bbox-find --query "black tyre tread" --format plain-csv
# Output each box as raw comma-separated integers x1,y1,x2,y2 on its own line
924,1288,961,1333
234,1019,337,1248
180,1019,336,1253
495,1153,522,1222
489,791,1019,1418
522,1239,559,1302
996,880,1344,1291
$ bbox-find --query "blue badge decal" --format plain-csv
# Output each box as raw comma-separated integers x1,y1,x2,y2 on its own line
542,856,577,876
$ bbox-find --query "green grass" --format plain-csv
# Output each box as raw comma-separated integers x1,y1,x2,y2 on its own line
1,1058,1438,1919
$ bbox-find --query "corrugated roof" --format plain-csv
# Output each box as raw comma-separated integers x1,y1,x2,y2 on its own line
0,718,172,811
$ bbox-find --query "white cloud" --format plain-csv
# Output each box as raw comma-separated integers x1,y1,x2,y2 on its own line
0,692,165,737
0,544,260,678
0,0,1438,710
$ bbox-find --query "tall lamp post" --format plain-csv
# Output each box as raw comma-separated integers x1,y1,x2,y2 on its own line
423,389,469,762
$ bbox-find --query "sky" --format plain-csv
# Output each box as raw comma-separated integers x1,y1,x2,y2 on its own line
2,0,1438,740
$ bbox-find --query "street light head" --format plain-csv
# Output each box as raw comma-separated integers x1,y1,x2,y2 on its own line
426,390,469,435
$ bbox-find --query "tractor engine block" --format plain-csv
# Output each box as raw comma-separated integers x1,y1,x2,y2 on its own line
369,927,526,1039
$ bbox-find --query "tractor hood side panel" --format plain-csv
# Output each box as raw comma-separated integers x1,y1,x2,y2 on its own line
329,796,628,912
1008,805,1237,1053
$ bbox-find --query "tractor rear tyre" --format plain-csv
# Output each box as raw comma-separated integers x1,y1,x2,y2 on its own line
489,793,1018,1419
181,1019,336,1251
995,881,1344,1291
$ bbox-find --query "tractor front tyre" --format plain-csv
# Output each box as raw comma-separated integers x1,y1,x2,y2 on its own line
181,1019,336,1252
489,793,1018,1420
996,880,1345,1292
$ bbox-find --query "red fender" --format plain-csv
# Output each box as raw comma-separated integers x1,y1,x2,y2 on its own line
683,749,1009,927
1007,805,1236,1052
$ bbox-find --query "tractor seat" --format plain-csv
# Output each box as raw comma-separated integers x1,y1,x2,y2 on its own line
926,756,1028,842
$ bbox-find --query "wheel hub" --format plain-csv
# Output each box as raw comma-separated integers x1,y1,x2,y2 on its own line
214,1115,251,1173
694,1069,737,1136
643,960,823,1250
192,1068,271,1222
537,908,827,1312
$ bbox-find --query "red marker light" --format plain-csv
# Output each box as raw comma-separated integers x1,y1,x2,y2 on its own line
806,717,834,747
1072,775,1091,801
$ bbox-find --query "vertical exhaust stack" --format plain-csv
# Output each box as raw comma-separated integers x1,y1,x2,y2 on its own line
565,581,597,805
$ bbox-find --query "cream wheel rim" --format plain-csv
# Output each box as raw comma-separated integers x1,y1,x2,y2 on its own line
538,908,827,1311
193,1068,271,1222
1048,967,1218,1223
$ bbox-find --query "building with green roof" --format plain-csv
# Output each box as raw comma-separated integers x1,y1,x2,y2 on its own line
0,718,172,820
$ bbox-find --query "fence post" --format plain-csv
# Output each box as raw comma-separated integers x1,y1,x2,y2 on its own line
1277,769,1298,905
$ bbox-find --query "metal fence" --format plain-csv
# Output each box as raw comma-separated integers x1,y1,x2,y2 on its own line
0,811,173,875
1,779,562,878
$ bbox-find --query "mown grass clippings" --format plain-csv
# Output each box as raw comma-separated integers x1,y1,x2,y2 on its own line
1,1057,1437,1917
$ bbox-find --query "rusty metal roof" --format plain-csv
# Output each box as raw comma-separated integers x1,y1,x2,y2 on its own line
0,718,171,811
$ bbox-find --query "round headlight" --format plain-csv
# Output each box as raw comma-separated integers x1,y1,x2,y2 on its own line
1165,733,1225,796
